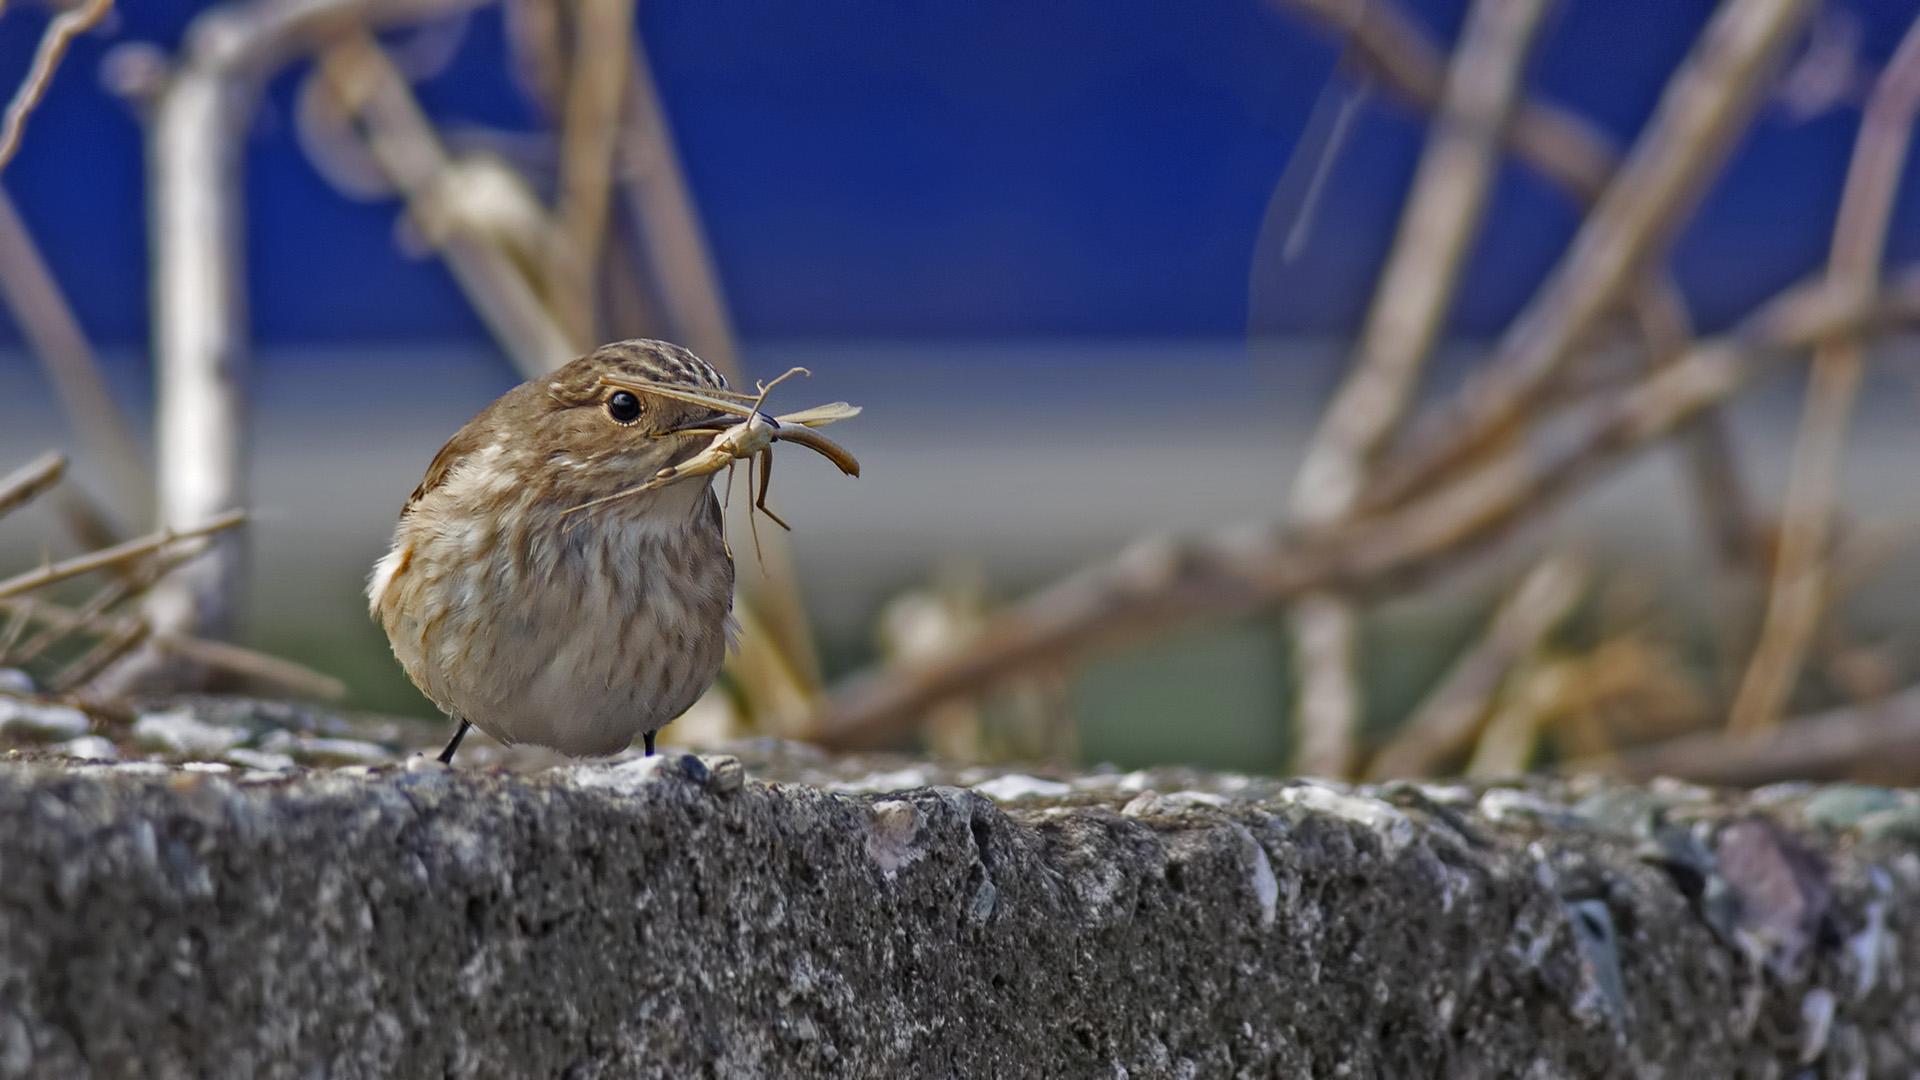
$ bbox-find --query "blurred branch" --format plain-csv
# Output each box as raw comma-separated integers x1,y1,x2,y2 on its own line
0,509,244,600
1632,275,1759,573
1290,0,1551,524
551,0,634,345
1588,682,1920,786
0,451,64,520
0,191,149,516
1365,553,1585,780
0,0,113,172
315,29,576,375
1281,0,1766,595
1466,639,1654,777
1358,0,1817,516
1271,0,1616,200
1728,14,1920,734
810,271,1920,750
502,0,567,114
1286,0,1552,779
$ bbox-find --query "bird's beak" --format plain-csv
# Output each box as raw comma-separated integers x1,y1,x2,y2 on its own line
662,410,747,436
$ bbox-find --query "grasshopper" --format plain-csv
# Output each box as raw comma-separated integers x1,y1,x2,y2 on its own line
563,367,860,561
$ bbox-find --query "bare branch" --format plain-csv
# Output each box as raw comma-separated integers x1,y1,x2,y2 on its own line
0,510,245,600
0,596,346,700
1589,682,1920,786
1365,554,1586,780
1358,0,1819,515
0,451,63,520
1270,0,1616,200
1277,0,1765,599
0,0,113,172
1729,13,1920,734
552,0,635,345
315,30,579,375
1286,0,1552,778
130,0,492,694
810,272,1920,751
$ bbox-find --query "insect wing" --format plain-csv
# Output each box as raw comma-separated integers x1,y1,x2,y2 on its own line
772,402,861,428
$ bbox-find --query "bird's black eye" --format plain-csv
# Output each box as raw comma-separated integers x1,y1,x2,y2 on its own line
606,391,642,424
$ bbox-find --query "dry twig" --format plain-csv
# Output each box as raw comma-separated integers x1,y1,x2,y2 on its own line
0,451,64,520
316,29,576,375
1286,0,1553,778
1283,0,1766,593
1728,14,1920,734
0,0,114,171
1466,639,1655,777
0,596,346,700
0,510,245,601
552,0,635,345
1270,0,1616,199
130,0,491,695
1365,554,1586,780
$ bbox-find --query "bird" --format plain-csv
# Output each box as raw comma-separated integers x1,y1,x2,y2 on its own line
366,338,832,765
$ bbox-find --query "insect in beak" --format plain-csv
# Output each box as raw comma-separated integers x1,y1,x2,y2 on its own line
560,367,861,564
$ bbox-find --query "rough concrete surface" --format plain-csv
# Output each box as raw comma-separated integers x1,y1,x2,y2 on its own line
2,744,1919,1078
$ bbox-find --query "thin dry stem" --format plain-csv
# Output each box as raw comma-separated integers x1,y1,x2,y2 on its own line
1286,0,1552,779
50,617,150,692
1466,639,1654,776
1728,14,1920,735
1359,0,1818,515
1291,0,1553,524
0,596,347,700
0,451,64,520
1463,657,1568,778
1365,553,1586,780
0,510,245,601
0,0,113,171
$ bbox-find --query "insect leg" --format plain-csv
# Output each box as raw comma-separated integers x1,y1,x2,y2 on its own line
754,448,793,531
745,451,766,568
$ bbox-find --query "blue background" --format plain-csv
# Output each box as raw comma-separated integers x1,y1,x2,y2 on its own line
1,0,1916,349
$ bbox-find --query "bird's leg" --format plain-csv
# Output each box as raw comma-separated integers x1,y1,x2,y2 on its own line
437,718,473,764
643,730,657,755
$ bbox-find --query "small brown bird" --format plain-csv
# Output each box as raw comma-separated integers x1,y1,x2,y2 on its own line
369,339,858,764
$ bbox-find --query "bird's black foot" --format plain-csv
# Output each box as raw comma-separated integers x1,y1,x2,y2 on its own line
437,718,473,764
643,730,656,756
